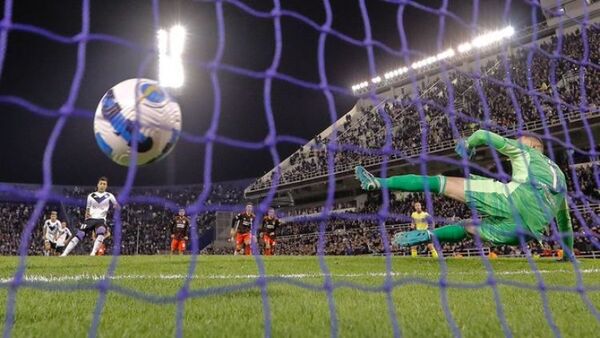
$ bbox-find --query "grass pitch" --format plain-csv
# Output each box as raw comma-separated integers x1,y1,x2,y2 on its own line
1,255,600,337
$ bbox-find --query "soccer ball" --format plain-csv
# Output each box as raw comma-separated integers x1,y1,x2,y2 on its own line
93,78,182,166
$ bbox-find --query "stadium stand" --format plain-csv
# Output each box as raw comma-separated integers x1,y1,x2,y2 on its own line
247,26,600,191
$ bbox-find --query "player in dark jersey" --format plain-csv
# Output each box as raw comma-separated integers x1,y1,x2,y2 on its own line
261,208,280,256
230,203,255,256
171,208,190,255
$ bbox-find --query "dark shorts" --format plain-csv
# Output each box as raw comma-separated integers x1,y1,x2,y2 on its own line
79,218,106,233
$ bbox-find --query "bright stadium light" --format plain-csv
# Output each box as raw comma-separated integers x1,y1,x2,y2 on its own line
169,25,186,56
351,80,371,92
351,25,515,92
158,25,186,89
157,29,168,55
503,25,515,37
411,61,422,70
458,42,472,53
436,48,455,60
384,67,408,79
472,26,514,49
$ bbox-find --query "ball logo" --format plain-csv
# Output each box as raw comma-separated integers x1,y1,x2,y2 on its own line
140,83,166,103
101,89,154,153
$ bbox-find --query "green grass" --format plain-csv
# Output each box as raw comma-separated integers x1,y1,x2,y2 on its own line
1,256,599,337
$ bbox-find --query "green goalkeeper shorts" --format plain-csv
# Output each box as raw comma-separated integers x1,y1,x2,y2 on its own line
464,177,542,245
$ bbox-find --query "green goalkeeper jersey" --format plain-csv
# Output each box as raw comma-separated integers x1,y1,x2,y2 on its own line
465,130,573,250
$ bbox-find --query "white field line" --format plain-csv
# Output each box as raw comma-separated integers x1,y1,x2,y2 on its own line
1,269,600,283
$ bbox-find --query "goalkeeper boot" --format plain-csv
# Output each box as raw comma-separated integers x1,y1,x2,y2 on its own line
394,230,431,247
355,166,380,191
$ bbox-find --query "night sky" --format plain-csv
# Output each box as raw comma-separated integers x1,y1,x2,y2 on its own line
0,0,542,186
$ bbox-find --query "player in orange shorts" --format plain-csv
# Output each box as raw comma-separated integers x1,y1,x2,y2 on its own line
230,203,255,255
170,208,190,255
261,208,280,256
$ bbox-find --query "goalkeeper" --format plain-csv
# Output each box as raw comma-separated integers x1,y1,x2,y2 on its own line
355,129,574,259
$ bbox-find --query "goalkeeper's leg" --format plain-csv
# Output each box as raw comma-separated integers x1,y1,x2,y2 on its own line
354,165,465,202
354,166,534,249
396,223,472,247
395,220,524,248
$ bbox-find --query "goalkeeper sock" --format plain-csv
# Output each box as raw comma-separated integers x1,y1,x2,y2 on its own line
431,225,469,243
91,235,105,256
377,175,446,194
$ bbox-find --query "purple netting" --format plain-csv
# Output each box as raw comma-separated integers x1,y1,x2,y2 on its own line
1,0,600,337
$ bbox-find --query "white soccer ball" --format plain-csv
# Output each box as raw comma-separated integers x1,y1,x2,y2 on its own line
93,78,182,166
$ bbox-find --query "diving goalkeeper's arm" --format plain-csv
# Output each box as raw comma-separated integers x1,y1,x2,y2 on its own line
457,129,509,159
461,129,546,158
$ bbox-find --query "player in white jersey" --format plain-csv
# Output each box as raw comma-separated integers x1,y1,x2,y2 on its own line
61,177,120,256
43,211,61,256
54,221,72,255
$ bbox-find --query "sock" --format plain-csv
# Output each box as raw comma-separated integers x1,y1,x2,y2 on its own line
61,237,79,256
91,235,105,256
410,248,417,257
431,248,439,258
431,224,469,243
377,175,446,194
244,246,251,256
265,248,272,256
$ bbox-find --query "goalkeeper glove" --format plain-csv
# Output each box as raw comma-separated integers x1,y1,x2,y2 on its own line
455,139,476,159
